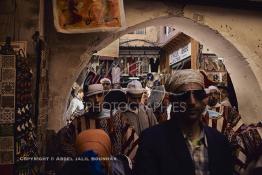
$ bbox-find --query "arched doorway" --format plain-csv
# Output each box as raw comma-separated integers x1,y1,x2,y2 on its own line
46,4,262,131
68,16,261,131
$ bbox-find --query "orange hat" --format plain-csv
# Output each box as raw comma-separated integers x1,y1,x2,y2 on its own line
75,129,111,157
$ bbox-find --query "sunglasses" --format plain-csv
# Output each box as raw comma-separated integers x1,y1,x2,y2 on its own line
172,89,206,101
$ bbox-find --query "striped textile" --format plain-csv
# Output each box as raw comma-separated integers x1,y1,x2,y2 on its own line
56,124,77,157
103,111,139,160
231,124,262,174
202,105,229,134
202,106,262,175
58,111,139,161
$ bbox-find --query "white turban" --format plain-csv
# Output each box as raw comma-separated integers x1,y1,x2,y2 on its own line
100,78,111,84
204,88,210,95
208,85,219,92
165,69,204,92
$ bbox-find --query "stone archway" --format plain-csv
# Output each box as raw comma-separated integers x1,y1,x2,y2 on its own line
74,16,262,126
47,3,262,132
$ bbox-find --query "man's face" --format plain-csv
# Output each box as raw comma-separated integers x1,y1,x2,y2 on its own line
208,89,220,106
127,93,142,109
219,88,227,100
141,92,148,105
78,92,84,100
113,83,121,89
174,83,206,123
87,93,104,112
102,82,111,90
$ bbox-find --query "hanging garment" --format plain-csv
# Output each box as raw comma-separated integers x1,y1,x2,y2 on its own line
141,58,149,73
128,58,137,76
83,70,101,93
149,58,159,73
112,66,121,84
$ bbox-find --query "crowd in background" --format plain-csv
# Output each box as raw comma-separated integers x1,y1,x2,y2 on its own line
55,69,262,175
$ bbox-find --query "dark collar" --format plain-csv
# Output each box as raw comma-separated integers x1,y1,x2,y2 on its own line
165,119,218,174
165,119,195,174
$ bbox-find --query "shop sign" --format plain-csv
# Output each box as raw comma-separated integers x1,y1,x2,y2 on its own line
169,43,191,65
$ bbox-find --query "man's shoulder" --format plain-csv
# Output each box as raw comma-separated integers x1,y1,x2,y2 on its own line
204,125,228,142
204,125,222,135
140,121,170,138
117,109,136,117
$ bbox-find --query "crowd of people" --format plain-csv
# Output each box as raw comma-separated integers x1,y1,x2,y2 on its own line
55,69,262,175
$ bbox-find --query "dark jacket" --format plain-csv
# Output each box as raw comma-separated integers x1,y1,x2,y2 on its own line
58,155,132,175
133,119,233,175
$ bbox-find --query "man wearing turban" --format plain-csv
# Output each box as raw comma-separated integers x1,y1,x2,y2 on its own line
134,69,233,175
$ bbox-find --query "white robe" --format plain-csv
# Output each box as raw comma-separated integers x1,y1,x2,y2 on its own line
112,66,121,84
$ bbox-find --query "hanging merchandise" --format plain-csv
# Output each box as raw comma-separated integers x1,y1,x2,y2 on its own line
128,57,137,76
149,57,159,73
0,38,16,172
141,57,149,74
199,54,228,86
119,57,128,75
111,63,121,84
15,49,39,175
52,0,126,33
83,70,101,94
0,38,38,175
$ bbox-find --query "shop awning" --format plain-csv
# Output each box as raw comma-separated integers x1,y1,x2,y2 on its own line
119,47,160,58
162,33,191,53
94,39,119,58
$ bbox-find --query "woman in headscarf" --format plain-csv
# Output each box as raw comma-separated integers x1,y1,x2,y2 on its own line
59,129,131,175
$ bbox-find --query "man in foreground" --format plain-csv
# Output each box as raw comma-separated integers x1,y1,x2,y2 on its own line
133,69,233,175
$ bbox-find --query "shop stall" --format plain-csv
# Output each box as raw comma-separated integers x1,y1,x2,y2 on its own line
0,39,38,175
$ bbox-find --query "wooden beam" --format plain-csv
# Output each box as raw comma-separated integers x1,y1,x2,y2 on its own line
191,38,199,70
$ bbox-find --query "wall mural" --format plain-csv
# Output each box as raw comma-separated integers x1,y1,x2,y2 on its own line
53,0,126,33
